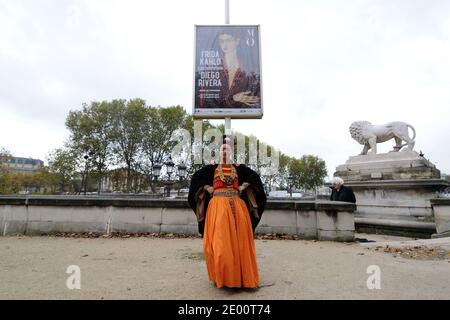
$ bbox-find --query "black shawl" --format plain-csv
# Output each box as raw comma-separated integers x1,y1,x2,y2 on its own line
330,185,356,203
187,164,267,236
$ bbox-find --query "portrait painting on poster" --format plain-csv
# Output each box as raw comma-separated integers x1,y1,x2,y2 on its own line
193,25,263,119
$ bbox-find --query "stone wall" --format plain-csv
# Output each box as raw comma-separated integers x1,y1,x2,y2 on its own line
431,198,450,238
347,179,444,221
0,196,356,242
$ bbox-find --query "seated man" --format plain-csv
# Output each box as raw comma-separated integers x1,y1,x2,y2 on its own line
329,177,356,203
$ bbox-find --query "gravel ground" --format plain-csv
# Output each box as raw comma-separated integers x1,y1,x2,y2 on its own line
0,234,449,300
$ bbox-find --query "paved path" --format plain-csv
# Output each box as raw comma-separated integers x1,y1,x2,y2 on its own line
0,234,449,299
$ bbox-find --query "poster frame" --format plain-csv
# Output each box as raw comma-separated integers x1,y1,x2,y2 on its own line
192,24,263,119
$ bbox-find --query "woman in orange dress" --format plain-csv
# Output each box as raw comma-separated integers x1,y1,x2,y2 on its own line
188,137,267,288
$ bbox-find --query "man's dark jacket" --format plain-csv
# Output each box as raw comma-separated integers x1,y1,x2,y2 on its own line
330,185,356,203
188,164,267,236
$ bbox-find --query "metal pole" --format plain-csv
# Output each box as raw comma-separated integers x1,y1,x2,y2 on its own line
224,0,231,137
225,117,231,135
167,173,171,197
225,0,230,24
79,171,85,195
84,161,88,195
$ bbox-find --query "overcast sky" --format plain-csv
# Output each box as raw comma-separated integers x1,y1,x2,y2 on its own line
1,0,450,179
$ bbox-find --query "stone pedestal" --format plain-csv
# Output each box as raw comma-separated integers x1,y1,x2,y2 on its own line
334,151,448,234
335,151,441,182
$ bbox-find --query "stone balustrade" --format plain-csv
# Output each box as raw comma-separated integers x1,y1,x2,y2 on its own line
0,196,356,241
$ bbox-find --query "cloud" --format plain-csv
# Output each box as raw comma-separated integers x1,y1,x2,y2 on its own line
0,0,449,178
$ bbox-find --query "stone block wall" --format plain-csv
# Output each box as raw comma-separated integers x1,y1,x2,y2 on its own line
0,196,356,241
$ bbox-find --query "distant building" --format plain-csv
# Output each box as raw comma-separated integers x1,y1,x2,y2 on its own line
1,156,44,173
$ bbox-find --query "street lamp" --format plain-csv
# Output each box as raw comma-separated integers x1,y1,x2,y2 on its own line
82,151,95,195
287,175,293,198
150,163,162,196
177,162,187,181
164,158,175,197
151,159,187,197
152,163,162,181
165,158,175,180
176,161,187,195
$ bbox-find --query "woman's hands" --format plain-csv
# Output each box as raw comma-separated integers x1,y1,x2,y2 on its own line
204,185,214,195
204,183,249,195
238,182,250,193
233,91,260,107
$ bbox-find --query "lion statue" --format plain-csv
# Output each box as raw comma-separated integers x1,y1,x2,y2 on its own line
349,121,416,155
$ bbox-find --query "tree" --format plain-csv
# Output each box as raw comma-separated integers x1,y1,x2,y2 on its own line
112,98,147,192
143,105,188,165
58,99,329,195
289,155,327,192
0,147,11,161
32,166,59,194
66,101,117,193
182,116,215,179
0,148,12,194
47,148,78,193
264,152,290,192
141,105,189,192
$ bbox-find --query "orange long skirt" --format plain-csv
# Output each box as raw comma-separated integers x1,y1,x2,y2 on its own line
203,192,259,288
